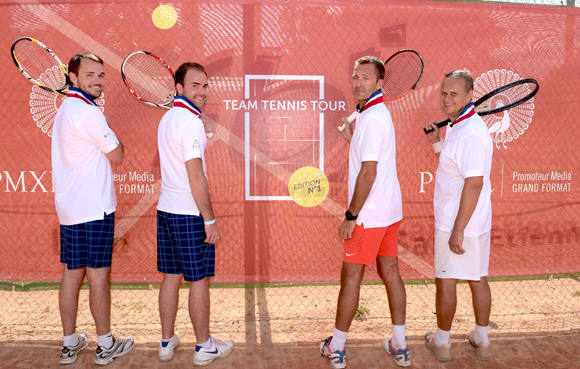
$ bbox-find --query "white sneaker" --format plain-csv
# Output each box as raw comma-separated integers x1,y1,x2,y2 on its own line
159,333,180,362
94,336,134,365
60,333,89,365
193,337,234,366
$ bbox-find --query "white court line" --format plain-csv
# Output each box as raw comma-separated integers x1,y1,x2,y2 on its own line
20,1,433,275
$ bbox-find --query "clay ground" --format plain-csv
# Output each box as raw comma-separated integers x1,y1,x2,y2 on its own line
1,279,580,368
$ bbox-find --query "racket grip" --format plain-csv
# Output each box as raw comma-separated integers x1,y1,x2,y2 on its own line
337,111,357,132
423,120,450,134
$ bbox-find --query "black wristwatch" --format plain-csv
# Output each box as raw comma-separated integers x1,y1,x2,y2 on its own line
345,211,358,221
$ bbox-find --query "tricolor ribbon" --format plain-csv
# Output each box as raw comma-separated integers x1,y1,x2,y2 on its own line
67,87,98,106
356,90,383,114
449,103,475,127
173,96,201,116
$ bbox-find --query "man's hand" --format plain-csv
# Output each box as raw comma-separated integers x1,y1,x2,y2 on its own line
338,218,356,240
424,120,441,144
199,113,215,138
204,222,220,244
339,117,353,143
448,229,465,255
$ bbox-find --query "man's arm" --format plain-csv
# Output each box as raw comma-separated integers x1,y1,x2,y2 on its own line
105,141,124,163
448,176,484,254
338,161,377,239
424,120,442,158
185,158,219,244
340,117,354,143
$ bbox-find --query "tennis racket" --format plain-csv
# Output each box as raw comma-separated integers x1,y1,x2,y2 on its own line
121,51,213,138
11,37,69,96
338,49,424,131
423,78,539,134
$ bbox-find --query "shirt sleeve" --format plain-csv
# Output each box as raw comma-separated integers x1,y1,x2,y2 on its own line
181,118,206,161
359,118,387,162
455,134,487,178
77,109,119,153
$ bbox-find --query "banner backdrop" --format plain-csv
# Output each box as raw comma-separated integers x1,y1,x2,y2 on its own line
1,0,579,283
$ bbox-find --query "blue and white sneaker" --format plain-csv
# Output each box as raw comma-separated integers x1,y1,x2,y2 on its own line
193,337,234,366
60,332,89,365
320,336,346,369
383,338,411,367
159,332,180,362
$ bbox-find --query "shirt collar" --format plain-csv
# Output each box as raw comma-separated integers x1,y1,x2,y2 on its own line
449,103,475,127
356,90,383,114
173,96,201,116
67,87,98,106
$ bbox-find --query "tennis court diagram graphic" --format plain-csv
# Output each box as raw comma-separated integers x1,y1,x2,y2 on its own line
243,75,327,201
474,69,535,150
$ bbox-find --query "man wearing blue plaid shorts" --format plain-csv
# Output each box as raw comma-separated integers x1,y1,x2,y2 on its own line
53,52,133,365
156,62,234,366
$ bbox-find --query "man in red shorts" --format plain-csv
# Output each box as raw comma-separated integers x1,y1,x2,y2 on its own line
320,56,408,368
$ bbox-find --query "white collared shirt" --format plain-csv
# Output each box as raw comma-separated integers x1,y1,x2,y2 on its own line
348,104,403,228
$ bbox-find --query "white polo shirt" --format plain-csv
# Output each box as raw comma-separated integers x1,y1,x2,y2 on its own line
52,88,119,225
157,96,207,216
434,111,493,236
348,94,403,228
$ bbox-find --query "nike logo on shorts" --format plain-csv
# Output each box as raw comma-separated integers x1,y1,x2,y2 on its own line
346,253,356,256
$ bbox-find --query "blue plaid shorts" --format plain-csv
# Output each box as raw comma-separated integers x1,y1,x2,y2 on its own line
157,211,215,282
60,212,115,270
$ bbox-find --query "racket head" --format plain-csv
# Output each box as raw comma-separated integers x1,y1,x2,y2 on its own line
121,51,175,108
11,37,68,96
382,49,424,101
473,78,539,116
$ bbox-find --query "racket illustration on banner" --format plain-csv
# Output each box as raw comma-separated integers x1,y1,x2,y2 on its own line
11,37,69,96
338,49,424,132
423,78,539,134
121,51,214,138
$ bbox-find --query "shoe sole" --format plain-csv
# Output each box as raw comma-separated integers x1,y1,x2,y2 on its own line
60,337,89,365
193,346,235,367
94,340,134,366
383,340,411,367
424,341,451,362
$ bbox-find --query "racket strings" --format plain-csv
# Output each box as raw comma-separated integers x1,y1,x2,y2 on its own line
476,82,534,114
124,54,175,105
382,53,423,100
14,41,67,90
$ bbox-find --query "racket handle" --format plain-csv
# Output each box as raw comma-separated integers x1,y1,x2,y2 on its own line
423,119,450,134
337,111,358,132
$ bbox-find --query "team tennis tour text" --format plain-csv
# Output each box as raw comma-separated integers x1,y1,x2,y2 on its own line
512,171,572,193
115,171,155,194
223,100,346,111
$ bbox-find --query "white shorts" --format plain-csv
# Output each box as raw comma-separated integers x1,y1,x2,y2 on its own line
434,229,490,281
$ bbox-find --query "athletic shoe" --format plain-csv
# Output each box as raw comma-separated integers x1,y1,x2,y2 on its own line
383,338,411,367
159,332,180,362
319,336,346,369
467,331,492,360
94,336,134,365
424,332,452,361
193,337,234,366
60,333,89,365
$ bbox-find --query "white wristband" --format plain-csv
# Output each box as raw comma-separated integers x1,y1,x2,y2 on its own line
432,139,444,153
204,219,215,225
431,138,444,154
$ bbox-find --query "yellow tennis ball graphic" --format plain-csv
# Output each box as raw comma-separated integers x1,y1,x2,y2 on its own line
152,5,178,30
288,166,330,208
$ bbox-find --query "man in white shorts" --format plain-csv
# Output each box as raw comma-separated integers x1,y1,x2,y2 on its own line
320,56,409,368
156,62,233,366
423,69,493,361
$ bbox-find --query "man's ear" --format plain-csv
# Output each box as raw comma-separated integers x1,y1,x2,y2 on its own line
176,83,183,96
68,72,77,88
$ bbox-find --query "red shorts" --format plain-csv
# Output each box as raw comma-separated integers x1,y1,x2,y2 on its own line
343,221,401,265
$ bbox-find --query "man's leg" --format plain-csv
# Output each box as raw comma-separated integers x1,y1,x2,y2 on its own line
59,266,86,336
85,267,111,336
159,273,182,339
335,262,366,331
467,277,492,350
376,255,406,325
189,276,210,343
435,278,457,331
